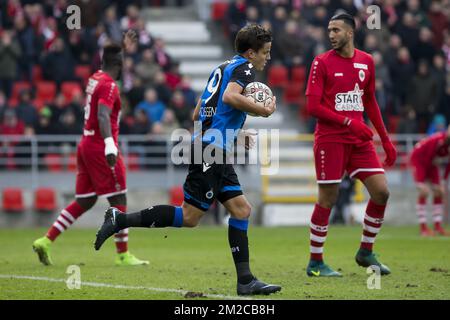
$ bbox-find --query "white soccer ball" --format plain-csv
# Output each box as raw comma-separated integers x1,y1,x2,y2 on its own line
243,82,273,117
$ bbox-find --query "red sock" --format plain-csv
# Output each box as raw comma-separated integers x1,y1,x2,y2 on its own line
46,201,86,241
432,197,443,230
114,205,128,253
309,204,331,262
360,200,386,251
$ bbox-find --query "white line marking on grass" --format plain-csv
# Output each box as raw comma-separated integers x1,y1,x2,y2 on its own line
0,274,255,300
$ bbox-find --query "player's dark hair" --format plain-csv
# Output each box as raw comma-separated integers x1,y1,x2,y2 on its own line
102,43,123,69
330,12,356,30
235,24,272,54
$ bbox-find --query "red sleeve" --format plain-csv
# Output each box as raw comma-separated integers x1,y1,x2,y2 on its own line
306,95,347,126
97,81,117,109
305,56,346,126
363,57,389,141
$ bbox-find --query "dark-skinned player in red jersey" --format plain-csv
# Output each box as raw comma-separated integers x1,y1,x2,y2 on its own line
32,31,148,266
305,13,397,277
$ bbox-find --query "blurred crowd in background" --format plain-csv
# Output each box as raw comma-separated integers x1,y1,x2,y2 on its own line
0,0,450,140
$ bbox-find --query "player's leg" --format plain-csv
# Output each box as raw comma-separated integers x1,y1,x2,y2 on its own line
32,195,97,266
307,142,347,277
430,181,449,236
355,173,391,275
33,144,97,265
217,175,281,295
107,193,149,265
306,183,342,277
412,163,433,236
416,183,433,236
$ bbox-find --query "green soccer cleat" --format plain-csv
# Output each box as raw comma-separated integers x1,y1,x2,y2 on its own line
306,260,342,277
355,248,391,275
115,252,149,266
32,236,53,266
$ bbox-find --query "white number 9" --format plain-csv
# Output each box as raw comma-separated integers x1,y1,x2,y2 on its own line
205,68,222,104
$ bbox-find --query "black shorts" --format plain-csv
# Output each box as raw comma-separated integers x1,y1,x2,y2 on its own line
183,143,243,211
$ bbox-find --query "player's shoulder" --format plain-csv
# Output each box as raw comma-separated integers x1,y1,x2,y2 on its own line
314,50,335,62
355,49,374,63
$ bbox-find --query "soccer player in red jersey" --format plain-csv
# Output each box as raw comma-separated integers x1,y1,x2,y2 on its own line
410,127,450,237
32,31,148,266
305,13,397,277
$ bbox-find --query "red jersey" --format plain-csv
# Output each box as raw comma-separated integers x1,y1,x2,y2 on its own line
82,70,121,144
306,49,375,144
411,132,450,167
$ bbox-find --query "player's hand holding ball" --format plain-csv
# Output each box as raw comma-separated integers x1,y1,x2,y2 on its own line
243,82,276,118
345,117,373,141
104,137,118,167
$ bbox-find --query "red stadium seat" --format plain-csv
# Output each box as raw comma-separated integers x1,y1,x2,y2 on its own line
61,81,82,102
2,188,25,213
291,66,306,83
211,2,229,21
267,65,288,90
9,81,31,106
35,81,57,103
34,187,57,212
283,83,306,106
169,185,184,206
127,153,140,171
44,154,63,172
32,65,43,82
67,153,77,172
75,65,92,86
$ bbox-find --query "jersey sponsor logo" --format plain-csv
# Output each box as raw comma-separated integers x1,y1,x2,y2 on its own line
353,63,368,70
205,189,214,199
335,83,364,112
334,73,343,77
86,78,99,94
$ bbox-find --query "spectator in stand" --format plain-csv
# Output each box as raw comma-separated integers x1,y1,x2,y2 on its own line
390,46,415,114
427,114,447,135
103,5,123,44
153,71,172,106
407,59,439,132
0,90,8,120
275,20,303,74
0,29,22,98
0,108,25,169
15,88,38,132
48,92,67,131
395,12,420,50
136,87,166,125
245,6,260,25
42,37,76,86
130,108,152,135
397,106,419,134
165,62,182,90
168,89,192,130
57,108,82,135
120,4,140,30
428,1,449,49
153,38,172,72
226,0,247,47
412,27,437,64
126,76,145,110
135,48,161,88
178,75,197,108
271,6,288,35
14,14,36,81
135,18,154,50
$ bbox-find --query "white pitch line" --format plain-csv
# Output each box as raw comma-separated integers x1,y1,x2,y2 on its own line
0,274,255,300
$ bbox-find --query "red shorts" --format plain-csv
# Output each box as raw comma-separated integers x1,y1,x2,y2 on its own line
410,162,440,185
75,138,127,198
314,140,384,184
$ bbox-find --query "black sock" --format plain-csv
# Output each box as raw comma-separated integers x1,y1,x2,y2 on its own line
228,224,254,284
117,205,176,228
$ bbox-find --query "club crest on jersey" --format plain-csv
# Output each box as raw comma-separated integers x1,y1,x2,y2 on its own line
335,83,364,112
359,70,365,82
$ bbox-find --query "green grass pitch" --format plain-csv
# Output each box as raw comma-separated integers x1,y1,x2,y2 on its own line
0,226,449,299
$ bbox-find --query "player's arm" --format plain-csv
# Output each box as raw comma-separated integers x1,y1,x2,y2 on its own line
222,82,276,117
98,104,118,167
363,57,397,166
192,98,202,121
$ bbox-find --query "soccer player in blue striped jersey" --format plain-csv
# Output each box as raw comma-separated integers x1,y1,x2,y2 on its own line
95,24,281,296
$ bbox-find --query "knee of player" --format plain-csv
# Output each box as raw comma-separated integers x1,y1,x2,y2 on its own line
236,202,252,220
375,188,390,204
433,187,444,198
418,186,430,198
181,207,201,227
